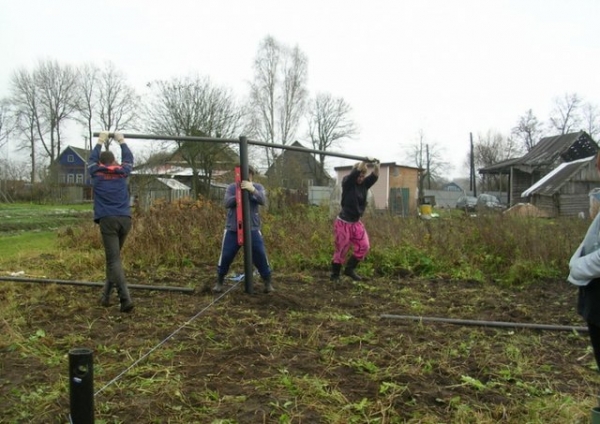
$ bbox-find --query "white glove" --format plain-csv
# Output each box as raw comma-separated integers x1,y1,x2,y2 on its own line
241,180,256,194
98,131,109,144
366,156,380,164
114,132,125,144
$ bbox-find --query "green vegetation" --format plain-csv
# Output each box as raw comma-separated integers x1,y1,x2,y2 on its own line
0,200,597,423
0,202,91,233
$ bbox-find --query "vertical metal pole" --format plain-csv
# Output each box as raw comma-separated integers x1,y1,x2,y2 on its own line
69,348,94,424
239,136,253,294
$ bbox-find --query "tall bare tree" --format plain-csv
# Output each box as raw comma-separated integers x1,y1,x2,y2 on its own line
249,36,308,167
10,69,41,183
472,130,523,191
581,102,600,140
307,92,358,185
144,75,244,198
35,59,79,162
96,62,139,150
406,130,449,193
11,60,79,167
0,98,15,151
512,109,543,152
75,63,100,150
548,93,582,135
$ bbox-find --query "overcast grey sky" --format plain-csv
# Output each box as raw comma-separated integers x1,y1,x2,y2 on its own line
1,0,599,178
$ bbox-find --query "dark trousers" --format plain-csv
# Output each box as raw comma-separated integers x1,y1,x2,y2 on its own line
99,216,132,301
588,321,600,371
217,229,271,280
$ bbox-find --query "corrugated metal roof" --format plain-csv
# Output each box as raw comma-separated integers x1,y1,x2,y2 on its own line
521,155,595,197
156,178,191,190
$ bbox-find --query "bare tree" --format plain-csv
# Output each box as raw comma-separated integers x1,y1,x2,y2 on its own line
249,36,308,167
95,62,139,150
0,98,15,151
406,130,450,194
512,109,543,152
306,92,358,185
144,75,244,198
581,102,600,140
472,130,522,191
10,69,41,183
11,60,79,167
75,63,100,150
548,93,582,135
34,59,79,163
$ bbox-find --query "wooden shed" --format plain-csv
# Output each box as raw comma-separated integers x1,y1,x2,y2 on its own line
521,155,600,217
479,131,598,207
133,177,191,210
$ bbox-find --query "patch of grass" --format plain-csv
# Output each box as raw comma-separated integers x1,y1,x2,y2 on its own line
0,231,57,263
0,202,91,232
2,199,600,423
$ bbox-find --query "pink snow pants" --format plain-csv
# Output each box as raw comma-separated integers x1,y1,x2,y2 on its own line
332,218,370,264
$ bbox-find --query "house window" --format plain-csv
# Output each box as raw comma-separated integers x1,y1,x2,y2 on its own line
76,174,84,184
67,174,74,184
59,174,66,184
67,154,74,163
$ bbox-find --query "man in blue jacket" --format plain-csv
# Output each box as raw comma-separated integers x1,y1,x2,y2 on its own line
213,165,273,294
88,131,134,312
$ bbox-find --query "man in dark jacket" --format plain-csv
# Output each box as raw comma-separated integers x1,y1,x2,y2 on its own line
88,131,134,312
213,166,273,293
330,158,379,281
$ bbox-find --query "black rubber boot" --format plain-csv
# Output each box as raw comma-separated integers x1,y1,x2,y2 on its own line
213,275,225,293
100,280,112,307
263,276,274,293
344,256,362,281
116,285,134,313
119,299,134,313
330,262,342,281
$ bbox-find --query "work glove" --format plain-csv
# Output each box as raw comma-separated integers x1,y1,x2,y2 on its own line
241,180,256,194
366,156,380,165
114,132,125,144
97,131,109,145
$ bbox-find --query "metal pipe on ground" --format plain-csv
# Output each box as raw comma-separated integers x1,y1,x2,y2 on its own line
0,276,194,293
380,314,587,332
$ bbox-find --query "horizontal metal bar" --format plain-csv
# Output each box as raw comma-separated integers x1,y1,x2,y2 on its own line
92,132,374,163
380,314,587,332
0,276,194,293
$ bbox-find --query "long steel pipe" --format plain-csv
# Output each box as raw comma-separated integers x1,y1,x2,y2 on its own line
380,314,587,332
0,276,194,293
91,132,375,162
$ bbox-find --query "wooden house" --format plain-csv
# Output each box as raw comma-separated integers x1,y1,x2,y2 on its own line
521,155,600,217
52,146,92,202
440,182,463,192
334,162,421,216
479,131,598,207
265,141,334,190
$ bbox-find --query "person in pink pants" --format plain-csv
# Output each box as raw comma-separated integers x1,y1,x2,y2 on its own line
330,158,379,281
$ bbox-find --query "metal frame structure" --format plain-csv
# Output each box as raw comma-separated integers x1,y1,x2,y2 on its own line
93,132,373,294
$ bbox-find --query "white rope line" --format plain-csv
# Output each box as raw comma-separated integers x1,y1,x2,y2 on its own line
94,280,241,397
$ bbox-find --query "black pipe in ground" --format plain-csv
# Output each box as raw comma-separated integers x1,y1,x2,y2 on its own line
380,314,587,332
0,276,194,293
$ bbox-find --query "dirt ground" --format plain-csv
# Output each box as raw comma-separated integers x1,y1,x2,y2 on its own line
1,267,599,423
